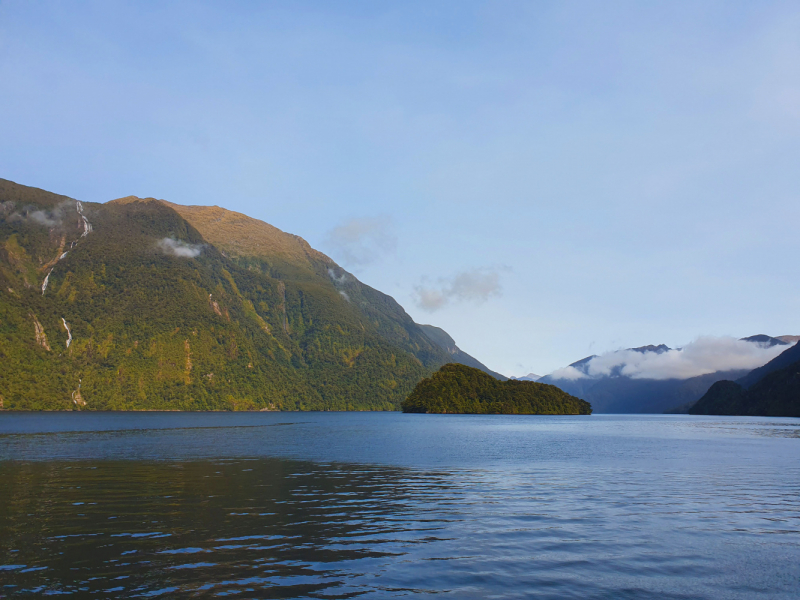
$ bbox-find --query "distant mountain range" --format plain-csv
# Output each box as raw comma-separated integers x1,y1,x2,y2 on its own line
539,335,796,414
0,178,500,411
690,341,800,417
511,373,541,382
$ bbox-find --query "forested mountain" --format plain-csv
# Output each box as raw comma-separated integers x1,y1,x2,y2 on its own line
690,342,800,416
0,178,491,411
401,363,591,415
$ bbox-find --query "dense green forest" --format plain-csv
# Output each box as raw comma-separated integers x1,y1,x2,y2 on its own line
401,363,592,414
0,178,462,411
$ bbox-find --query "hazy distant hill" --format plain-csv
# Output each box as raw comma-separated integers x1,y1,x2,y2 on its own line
512,373,541,382
540,367,748,414
690,342,800,417
739,334,789,348
0,178,485,411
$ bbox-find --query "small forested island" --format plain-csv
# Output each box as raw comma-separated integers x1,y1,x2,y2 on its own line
401,363,592,414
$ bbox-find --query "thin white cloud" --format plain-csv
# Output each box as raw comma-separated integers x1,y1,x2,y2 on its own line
327,268,348,285
325,217,397,267
8,200,74,228
157,237,204,258
548,336,791,381
414,267,503,312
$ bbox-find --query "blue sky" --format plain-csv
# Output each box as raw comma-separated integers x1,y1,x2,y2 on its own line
1,1,798,376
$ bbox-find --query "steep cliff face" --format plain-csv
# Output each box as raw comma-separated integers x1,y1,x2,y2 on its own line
0,178,460,411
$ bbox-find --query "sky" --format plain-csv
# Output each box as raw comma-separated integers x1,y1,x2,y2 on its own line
1,0,798,376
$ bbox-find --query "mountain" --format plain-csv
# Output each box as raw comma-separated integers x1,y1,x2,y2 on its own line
512,373,541,382
690,342,800,417
0,178,483,411
630,344,670,354
401,363,591,415
538,339,786,414
736,339,800,389
540,367,749,414
739,334,789,348
417,324,507,380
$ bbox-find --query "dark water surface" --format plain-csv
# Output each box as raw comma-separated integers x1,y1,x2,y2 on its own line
1,413,798,598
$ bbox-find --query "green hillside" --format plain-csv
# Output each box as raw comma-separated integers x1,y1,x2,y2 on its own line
401,363,592,414
0,178,457,411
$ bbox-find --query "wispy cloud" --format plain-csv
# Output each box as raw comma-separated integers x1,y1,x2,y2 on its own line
414,267,503,312
325,217,397,267
7,200,75,228
549,336,791,381
327,268,348,285
157,237,204,258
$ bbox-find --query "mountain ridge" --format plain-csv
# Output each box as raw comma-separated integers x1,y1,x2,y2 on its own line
0,178,490,411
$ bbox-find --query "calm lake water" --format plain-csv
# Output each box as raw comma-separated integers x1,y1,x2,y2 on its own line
1,413,798,599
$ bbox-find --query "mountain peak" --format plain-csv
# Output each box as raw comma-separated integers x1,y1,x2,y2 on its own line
629,344,670,354
159,201,332,272
740,334,788,348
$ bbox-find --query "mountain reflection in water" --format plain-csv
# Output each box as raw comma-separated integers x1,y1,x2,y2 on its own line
1,413,799,598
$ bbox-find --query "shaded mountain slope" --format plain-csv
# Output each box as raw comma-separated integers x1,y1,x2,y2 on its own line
0,179,463,411
401,363,591,415
736,340,800,389
690,343,800,417
417,324,507,380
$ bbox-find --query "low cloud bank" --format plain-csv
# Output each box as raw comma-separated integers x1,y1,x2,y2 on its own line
325,217,396,267
414,268,502,312
157,237,204,258
549,336,791,381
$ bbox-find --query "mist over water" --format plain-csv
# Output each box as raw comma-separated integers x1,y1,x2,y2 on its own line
1,413,799,598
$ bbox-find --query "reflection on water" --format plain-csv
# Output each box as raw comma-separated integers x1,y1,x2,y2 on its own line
2,460,465,597
1,413,799,599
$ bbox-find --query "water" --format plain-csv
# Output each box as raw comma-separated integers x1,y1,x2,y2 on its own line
1,413,798,598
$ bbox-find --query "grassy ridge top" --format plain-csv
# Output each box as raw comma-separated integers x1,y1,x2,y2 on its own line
402,363,592,415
